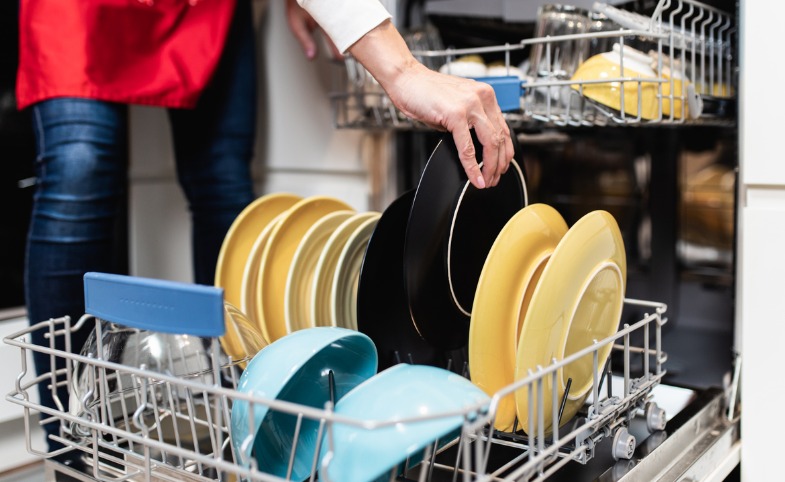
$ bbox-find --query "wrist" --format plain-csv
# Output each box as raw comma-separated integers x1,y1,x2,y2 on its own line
348,19,421,92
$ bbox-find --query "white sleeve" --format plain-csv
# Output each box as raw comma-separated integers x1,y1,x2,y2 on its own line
298,0,392,53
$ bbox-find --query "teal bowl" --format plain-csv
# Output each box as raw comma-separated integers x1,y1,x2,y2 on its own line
230,327,377,480
319,364,490,482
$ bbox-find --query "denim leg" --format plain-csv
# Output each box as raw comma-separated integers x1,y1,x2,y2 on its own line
169,0,257,286
25,98,129,452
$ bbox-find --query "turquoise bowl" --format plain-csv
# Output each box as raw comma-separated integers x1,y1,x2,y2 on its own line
319,364,490,482
230,327,377,480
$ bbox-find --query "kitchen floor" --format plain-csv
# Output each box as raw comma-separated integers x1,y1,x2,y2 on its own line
0,463,44,482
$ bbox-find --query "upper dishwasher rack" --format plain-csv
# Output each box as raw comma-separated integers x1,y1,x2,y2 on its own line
330,0,736,129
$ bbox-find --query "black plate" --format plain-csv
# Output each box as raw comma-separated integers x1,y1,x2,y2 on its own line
404,129,527,350
356,190,446,371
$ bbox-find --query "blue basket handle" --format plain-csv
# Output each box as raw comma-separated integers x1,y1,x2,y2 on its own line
474,76,526,112
83,272,225,337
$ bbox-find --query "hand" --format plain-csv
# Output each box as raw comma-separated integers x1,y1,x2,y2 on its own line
285,0,343,60
348,20,513,189
388,63,513,189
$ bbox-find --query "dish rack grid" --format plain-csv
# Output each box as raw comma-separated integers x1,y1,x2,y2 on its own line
4,298,667,482
330,0,736,129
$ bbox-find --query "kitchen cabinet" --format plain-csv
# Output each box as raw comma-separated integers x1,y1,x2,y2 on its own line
737,1,785,478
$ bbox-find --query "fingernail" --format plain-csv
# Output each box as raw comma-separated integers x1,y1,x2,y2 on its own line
306,47,316,59
477,175,486,189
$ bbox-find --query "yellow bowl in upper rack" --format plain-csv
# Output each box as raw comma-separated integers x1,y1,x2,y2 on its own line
660,70,690,119
570,47,661,120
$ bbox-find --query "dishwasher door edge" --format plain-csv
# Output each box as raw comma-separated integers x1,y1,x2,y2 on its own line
615,388,740,482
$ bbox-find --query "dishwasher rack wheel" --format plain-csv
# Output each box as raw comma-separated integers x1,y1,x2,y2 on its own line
645,402,667,433
612,426,636,461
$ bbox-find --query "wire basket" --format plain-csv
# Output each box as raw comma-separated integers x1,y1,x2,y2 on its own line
330,0,736,130
5,272,669,482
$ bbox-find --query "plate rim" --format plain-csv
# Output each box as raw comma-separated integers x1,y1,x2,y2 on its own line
447,159,528,316
214,193,302,309
330,212,382,331
514,210,626,435
243,212,287,341
284,210,357,334
468,203,567,432
403,130,528,350
310,211,381,328
356,190,445,371
258,196,354,342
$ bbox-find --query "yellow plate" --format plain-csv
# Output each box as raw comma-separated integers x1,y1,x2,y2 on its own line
469,204,568,432
244,212,288,341
515,210,626,435
311,212,379,328
220,302,268,368
258,196,354,342
330,213,381,331
215,193,301,309
284,210,356,333
570,53,660,120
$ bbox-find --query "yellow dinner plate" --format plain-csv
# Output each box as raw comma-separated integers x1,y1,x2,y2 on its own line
330,213,381,331
311,212,379,328
285,210,356,333
244,212,287,341
469,204,568,432
220,302,268,368
215,193,301,309
515,210,626,435
258,196,354,342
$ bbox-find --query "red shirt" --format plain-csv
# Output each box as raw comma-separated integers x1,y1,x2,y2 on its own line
17,0,237,110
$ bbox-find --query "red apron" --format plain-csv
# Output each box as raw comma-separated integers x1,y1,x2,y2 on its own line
17,0,237,110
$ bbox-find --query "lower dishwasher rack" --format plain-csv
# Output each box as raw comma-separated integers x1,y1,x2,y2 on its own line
4,298,739,481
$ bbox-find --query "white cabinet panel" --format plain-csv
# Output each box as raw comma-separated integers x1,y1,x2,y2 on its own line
261,171,370,212
0,315,39,425
740,1,785,185
260,0,368,173
129,182,192,283
738,203,785,481
129,106,176,180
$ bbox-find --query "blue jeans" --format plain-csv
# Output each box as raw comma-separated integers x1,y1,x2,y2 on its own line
25,0,256,454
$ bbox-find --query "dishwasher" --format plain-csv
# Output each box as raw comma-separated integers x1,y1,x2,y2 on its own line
4,0,741,480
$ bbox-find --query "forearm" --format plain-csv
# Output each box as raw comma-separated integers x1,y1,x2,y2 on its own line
346,19,420,93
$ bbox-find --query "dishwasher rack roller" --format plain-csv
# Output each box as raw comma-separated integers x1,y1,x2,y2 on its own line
5,298,667,482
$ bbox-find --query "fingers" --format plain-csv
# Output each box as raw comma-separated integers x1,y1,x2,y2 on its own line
468,83,513,187
379,62,513,187
451,125,487,190
285,0,318,59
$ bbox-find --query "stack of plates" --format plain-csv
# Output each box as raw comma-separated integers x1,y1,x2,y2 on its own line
215,194,381,346
357,129,528,370
216,130,627,438
469,204,627,434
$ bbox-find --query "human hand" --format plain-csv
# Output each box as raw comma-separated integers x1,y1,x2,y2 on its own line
389,63,513,189
348,21,513,189
285,0,343,60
